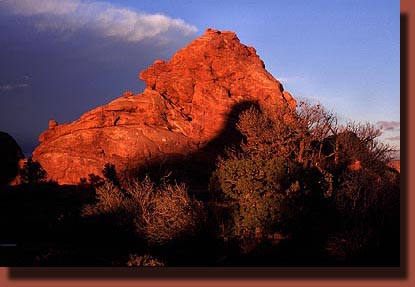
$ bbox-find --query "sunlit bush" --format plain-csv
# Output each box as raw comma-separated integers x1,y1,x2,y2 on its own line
126,176,206,245
212,155,288,240
81,181,125,217
82,175,206,245
127,254,164,267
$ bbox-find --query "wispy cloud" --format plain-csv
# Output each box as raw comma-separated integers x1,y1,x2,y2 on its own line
0,0,198,43
385,135,400,141
0,83,29,92
376,121,400,131
277,76,302,84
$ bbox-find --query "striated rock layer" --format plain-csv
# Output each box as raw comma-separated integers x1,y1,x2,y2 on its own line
33,28,296,184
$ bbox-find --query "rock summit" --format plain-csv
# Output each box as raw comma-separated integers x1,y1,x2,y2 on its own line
33,28,296,184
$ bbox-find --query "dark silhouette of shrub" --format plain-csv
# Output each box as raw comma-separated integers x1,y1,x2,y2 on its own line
19,157,47,184
0,131,24,186
87,173,104,187
102,163,120,186
326,166,400,262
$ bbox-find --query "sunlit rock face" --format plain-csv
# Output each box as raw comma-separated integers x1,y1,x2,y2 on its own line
33,28,296,184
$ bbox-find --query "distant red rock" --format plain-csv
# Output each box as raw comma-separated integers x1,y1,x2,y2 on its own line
33,28,296,184
387,160,400,173
48,119,58,130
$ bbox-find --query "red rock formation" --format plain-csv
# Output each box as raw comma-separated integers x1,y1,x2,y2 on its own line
48,119,58,130
33,28,296,184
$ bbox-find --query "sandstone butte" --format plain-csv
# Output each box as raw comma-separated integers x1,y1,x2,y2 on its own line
32,28,297,185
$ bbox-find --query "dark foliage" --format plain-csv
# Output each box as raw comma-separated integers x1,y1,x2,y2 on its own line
19,157,47,184
0,131,24,186
102,163,120,186
0,101,399,267
210,101,399,262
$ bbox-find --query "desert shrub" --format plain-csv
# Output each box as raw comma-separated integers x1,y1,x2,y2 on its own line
19,157,47,184
210,105,334,247
211,101,398,259
88,173,105,187
102,163,120,187
236,106,301,160
211,104,336,238
81,181,125,217
334,169,381,217
325,225,372,260
326,165,400,260
212,155,288,239
127,254,164,267
82,176,206,245
78,177,88,186
78,165,114,190
321,121,398,257
127,176,206,245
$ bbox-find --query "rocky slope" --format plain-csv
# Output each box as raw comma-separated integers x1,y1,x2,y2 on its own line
33,28,296,184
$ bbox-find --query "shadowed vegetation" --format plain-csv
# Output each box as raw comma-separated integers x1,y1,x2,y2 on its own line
0,100,399,267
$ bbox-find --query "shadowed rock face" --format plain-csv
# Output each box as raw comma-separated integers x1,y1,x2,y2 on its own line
33,28,296,184
0,131,24,186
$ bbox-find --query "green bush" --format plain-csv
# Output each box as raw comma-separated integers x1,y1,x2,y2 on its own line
210,101,397,260
212,155,288,239
210,105,333,246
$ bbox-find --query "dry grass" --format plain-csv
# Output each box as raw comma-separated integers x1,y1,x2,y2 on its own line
127,254,164,267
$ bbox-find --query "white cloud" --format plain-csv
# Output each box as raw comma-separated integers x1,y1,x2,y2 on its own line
1,0,197,42
0,83,29,92
277,76,302,84
1,0,80,16
376,121,400,131
385,136,400,141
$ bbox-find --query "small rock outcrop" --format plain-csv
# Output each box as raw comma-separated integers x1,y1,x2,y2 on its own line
33,28,296,184
48,119,58,130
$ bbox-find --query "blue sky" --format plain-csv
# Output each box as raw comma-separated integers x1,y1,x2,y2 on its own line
0,0,400,156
